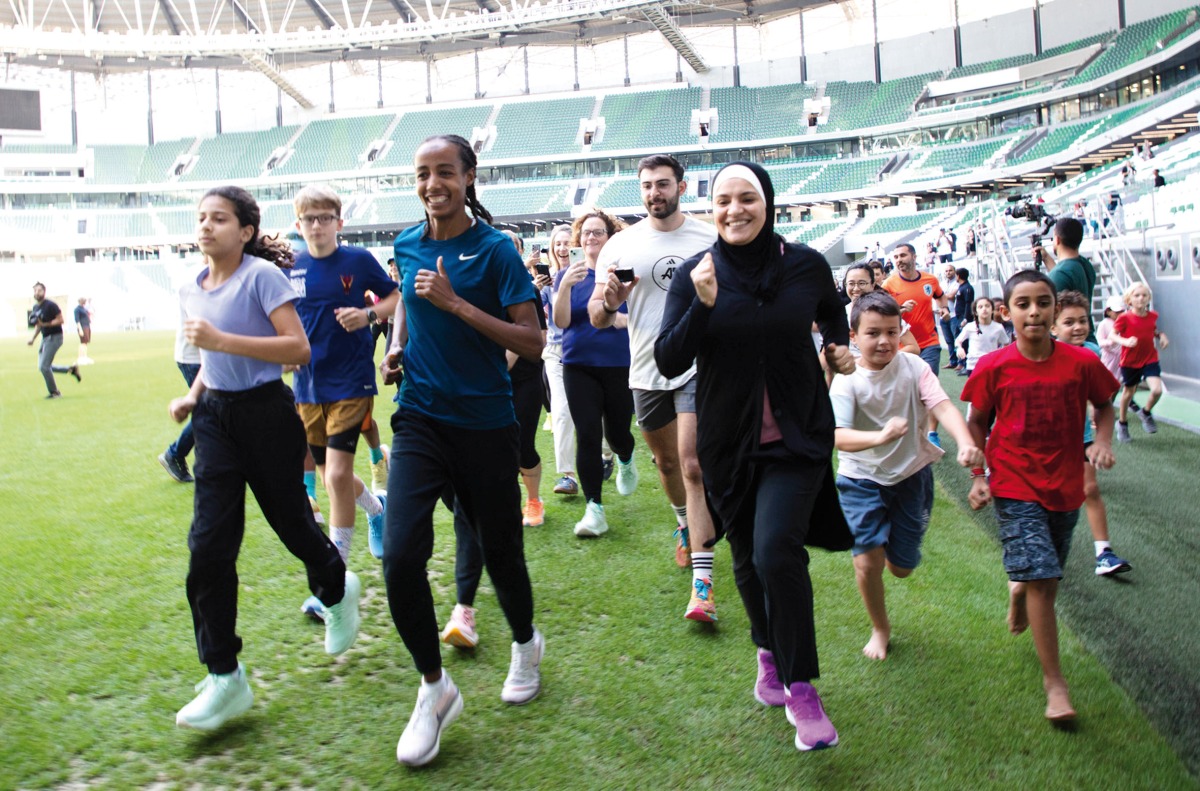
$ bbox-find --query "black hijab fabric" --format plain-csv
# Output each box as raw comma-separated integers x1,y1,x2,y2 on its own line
711,160,783,302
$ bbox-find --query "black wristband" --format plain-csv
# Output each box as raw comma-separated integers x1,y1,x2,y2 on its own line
602,303,618,315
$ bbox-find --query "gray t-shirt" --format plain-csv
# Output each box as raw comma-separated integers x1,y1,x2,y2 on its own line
179,254,298,392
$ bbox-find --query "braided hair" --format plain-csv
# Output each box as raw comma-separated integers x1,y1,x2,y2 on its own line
419,134,494,227
202,185,295,269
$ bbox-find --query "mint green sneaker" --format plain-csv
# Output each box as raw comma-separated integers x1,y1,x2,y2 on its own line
323,571,361,655
175,663,254,731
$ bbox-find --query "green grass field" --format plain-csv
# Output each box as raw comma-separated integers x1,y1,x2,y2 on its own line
2,331,1198,790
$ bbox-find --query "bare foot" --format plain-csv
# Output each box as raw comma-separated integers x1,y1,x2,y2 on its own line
1045,685,1076,722
1007,581,1029,635
862,629,890,660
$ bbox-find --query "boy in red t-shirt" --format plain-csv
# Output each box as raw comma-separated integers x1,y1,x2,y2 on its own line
961,270,1119,724
1112,282,1170,442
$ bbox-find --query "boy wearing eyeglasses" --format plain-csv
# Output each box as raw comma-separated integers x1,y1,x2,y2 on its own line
288,186,399,616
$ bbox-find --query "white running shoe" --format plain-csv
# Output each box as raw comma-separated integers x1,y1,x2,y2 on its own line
176,663,254,731
615,457,639,496
500,627,544,705
396,673,464,767
323,571,361,655
573,501,608,537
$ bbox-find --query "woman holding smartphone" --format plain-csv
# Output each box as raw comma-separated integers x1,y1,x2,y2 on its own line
552,209,638,537
537,225,582,496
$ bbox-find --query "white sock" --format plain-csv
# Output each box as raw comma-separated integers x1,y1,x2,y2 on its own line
356,488,383,516
421,673,447,692
671,504,688,527
1095,541,1111,558
331,526,353,564
692,551,714,582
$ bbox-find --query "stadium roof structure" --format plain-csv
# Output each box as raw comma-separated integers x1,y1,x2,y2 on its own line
0,0,821,74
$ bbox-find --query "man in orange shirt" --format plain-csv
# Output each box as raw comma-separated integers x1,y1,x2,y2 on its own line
883,243,951,447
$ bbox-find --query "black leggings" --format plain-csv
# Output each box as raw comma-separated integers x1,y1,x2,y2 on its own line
562,364,635,504
382,409,533,675
727,459,826,687
512,367,543,471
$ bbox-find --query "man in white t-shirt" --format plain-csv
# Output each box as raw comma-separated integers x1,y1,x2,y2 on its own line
589,154,720,623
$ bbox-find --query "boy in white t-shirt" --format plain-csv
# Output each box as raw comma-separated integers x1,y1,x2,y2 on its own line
830,291,984,660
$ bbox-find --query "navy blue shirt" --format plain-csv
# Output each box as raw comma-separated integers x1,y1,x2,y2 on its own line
556,267,630,368
393,220,537,429
288,245,397,404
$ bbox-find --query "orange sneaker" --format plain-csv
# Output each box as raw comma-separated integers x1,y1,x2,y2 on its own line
685,577,717,622
522,498,545,527
673,525,690,568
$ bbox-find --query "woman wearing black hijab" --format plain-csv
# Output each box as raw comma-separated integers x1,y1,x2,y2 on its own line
655,161,855,752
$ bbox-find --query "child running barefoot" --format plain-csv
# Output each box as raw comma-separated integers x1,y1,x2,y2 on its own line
170,186,360,731
1112,283,1169,443
1053,291,1132,577
954,296,1009,377
962,271,1119,723
831,292,984,660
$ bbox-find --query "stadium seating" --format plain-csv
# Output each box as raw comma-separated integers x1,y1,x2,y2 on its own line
860,209,945,236
369,105,495,170
592,87,703,151
824,73,935,131
797,156,890,196
95,211,156,239
479,183,573,218
904,136,1013,181
488,96,596,159
182,127,297,182
947,32,1111,80
90,145,148,184
708,83,817,143
271,114,395,177
1066,8,1199,86
0,143,77,154
349,192,425,227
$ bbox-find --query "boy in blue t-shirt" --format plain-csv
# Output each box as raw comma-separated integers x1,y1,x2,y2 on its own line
288,186,399,596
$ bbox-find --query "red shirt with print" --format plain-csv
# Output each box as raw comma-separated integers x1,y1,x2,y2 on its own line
1113,310,1159,368
961,341,1119,512
883,271,944,349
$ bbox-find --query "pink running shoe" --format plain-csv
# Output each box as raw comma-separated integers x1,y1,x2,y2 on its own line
754,649,787,707
784,682,838,751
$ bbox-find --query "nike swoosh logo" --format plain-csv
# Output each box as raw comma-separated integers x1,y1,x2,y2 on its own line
459,253,479,261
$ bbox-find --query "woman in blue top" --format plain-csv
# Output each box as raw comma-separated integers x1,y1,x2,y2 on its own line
552,209,636,538
168,186,360,732
380,135,545,768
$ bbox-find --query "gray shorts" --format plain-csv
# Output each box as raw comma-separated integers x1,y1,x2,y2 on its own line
632,377,697,433
993,497,1079,582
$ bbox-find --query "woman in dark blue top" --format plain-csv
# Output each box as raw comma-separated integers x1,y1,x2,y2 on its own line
381,134,545,768
552,209,636,538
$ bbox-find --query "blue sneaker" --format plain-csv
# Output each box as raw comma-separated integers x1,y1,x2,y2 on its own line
1095,549,1132,576
927,431,942,449
301,595,326,622
368,493,387,559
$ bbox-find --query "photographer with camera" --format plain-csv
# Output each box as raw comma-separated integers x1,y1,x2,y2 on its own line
27,282,81,399
1031,218,1098,343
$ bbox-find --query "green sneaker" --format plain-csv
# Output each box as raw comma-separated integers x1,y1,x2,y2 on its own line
324,571,361,655
176,663,254,731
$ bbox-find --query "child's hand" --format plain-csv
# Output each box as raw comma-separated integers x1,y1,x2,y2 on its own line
968,477,992,510
183,317,223,350
1125,336,1138,348
824,343,856,375
1087,442,1116,470
879,415,909,443
957,444,985,468
169,395,196,423
1158,333,1170,350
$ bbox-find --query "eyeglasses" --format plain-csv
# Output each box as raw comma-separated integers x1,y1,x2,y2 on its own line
299,214,339,226
580,229,609,238
845,280,872,289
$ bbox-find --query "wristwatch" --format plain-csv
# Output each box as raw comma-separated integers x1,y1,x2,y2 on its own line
366,308,378,324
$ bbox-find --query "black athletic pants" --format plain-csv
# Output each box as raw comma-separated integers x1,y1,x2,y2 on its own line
187,380,346,675
727,459,825,687
562,363,635,504
383,409,534,674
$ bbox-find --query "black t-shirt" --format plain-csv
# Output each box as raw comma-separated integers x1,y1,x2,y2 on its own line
509,297,547,382
35,299,63,336
74,304,91,327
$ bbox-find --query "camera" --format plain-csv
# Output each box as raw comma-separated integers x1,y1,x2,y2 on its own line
1030,234,1043,269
